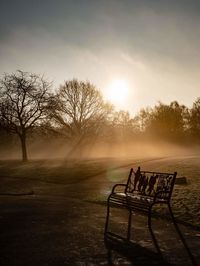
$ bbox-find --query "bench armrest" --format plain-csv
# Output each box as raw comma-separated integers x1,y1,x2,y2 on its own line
111,184,127,194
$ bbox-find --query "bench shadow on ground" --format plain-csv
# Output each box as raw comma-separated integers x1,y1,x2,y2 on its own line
104,232,176,266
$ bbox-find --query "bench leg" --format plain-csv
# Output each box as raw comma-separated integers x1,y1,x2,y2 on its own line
105,196,111,236
148,206,162,256
168,204,197,266
107,249,113,266
127,209,132,241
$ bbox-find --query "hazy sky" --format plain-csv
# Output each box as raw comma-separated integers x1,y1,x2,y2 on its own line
1,0,200,114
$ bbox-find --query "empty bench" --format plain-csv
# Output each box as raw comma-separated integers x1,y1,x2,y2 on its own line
104,166,196,265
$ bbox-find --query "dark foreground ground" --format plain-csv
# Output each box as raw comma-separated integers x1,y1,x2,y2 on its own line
0,158,200,266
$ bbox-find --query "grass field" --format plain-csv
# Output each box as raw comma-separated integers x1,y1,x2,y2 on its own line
0,155,199,228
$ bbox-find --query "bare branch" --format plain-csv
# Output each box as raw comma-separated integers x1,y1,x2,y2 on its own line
0,70,52,161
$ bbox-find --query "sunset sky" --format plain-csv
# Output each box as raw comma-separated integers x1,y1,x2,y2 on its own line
1,0,200,114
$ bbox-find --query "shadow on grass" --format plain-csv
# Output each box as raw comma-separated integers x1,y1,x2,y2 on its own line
105,232,175,266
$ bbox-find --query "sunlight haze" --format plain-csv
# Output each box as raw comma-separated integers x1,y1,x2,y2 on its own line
104,79,130,109
0,0,200,114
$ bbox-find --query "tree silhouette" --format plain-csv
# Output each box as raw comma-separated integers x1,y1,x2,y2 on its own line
0,70,51,161
50,79,112,154
189,97,200,141
149,101,187,140
110,110,134,140
133,101,188,142
134,107,152,132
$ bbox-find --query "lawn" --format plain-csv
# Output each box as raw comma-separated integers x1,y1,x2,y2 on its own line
0,154,199,228
0,155,200,265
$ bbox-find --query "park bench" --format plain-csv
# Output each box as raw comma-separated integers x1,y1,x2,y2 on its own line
104,167,196,265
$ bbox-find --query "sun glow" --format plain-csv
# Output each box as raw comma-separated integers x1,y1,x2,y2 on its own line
106,79,129,106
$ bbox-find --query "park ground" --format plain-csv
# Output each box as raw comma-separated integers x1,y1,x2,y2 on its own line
0,156,200,265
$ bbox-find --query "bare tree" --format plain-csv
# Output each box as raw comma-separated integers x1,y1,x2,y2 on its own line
0,70,52,161
148,101,187,140
189,97,200,141
109,110,134,141
134,101,188,142
50,79,112,153
133,107,152,132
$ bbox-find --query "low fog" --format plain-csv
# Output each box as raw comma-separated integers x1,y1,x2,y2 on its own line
1,137,199,162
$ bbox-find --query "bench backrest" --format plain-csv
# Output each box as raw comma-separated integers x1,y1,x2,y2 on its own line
125,167,177,201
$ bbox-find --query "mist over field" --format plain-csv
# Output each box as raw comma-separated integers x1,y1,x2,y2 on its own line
0,144,200,229
1,137,199,161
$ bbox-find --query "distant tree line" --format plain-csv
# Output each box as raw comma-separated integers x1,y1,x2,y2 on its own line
0,70,200,161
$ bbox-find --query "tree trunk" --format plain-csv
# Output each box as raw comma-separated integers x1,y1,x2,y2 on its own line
19,133,28,162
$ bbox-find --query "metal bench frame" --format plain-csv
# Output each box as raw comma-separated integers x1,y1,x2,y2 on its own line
104,167,197,265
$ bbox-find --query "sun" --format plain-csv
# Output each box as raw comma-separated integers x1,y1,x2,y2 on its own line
106,79,129,106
